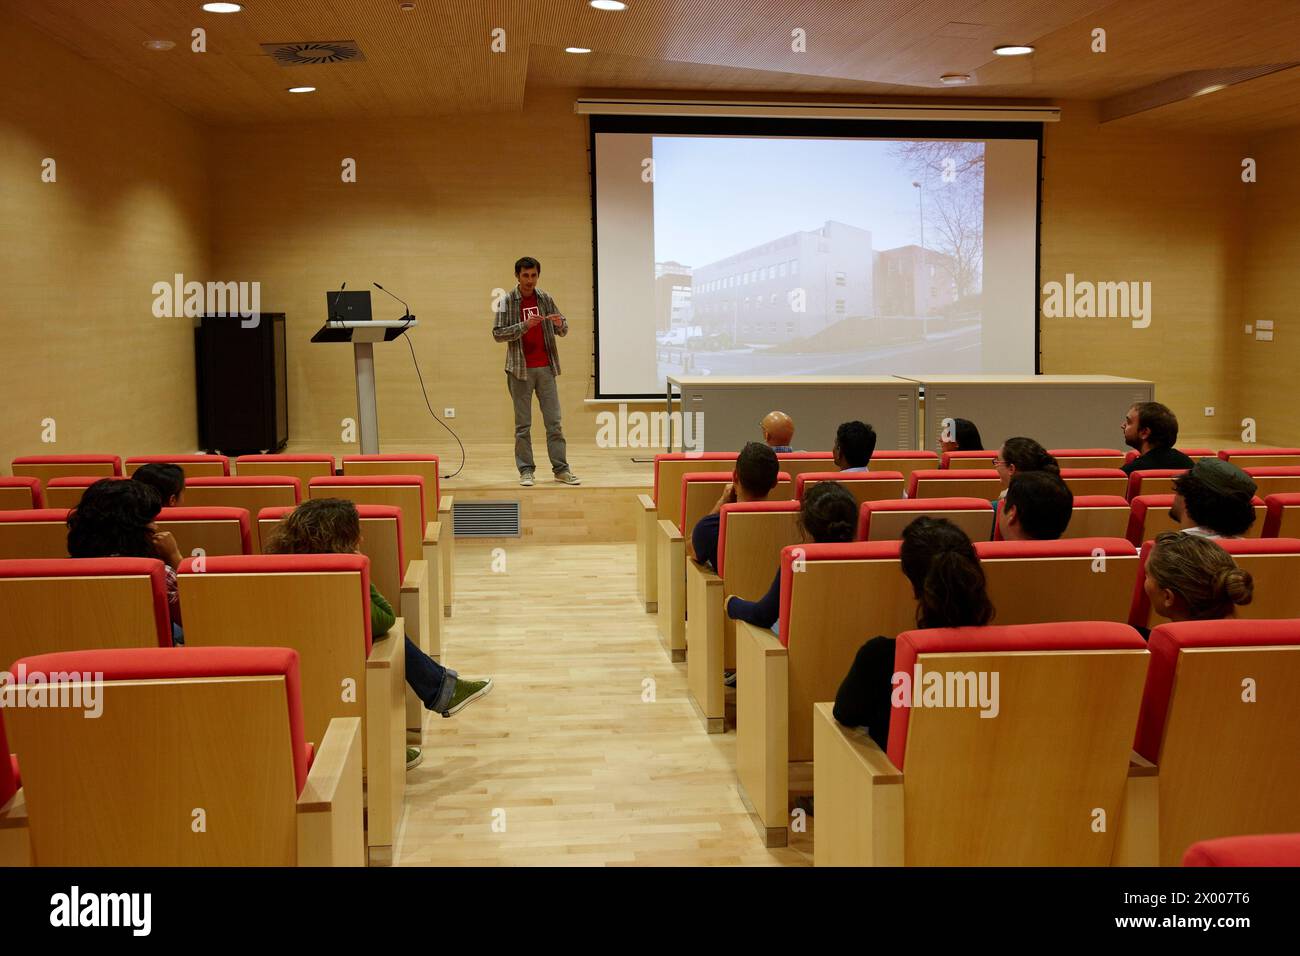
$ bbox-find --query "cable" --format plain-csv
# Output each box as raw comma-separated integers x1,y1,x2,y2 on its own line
400,327,466,479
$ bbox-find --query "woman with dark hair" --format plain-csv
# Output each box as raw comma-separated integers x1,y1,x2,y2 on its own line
940,417,984,453
724,479,858,634
832,516,995,750
994,437,1060,495
132,462,186,508
67,478,185,639
264,498,493,770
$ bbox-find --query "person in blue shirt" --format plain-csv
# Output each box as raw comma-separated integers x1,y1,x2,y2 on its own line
690,441,780,570
724,480,858,635
833,420,876,472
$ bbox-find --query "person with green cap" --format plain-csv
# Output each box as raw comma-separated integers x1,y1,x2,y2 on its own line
1169,458,1259,539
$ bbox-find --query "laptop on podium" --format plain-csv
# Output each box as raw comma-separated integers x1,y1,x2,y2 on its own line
326,289,372,323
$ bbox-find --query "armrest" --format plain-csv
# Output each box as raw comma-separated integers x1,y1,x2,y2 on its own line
298,716,362,812
1127,749,1157,776
367,618,405,667
438,494,453,516
637,493,655,512
401,557,428,593
424,520,440,547
735,620,789,846
736,619,785,657
657,518,682,541
812,702,904,866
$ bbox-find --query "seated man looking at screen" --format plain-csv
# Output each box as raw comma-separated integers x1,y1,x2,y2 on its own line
689,441,780,570
997,471,1074,541
832,420,876,472
761,411,797,453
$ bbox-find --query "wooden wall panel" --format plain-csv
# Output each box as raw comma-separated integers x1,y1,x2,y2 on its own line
0,9,209,462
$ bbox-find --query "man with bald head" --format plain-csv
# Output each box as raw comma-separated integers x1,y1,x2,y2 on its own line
761,411,796,453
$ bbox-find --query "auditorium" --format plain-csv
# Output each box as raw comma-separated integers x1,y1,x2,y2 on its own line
1,0,1298,895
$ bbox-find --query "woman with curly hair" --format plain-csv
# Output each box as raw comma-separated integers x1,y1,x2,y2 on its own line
264,498,492,770
67,478,185,642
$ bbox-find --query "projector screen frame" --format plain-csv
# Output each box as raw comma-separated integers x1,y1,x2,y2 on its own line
587,114,1045,400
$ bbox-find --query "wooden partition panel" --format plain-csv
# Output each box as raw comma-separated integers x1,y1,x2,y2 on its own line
0,575,164,663
802,475,906,504
913,475,1003,499
655,459,734,510
0,517,67,559
7,675,299,865
183,485,298,551
0,486,39,510
236,459,335,486
720,510,802,670
1154,646,1300,865
901,648,1148,866
342,459,440,525
981,554,1139,625
1063,506,1131,539
12,462,117,487
310,482,423,582
867,508,993,542
155,516,250,558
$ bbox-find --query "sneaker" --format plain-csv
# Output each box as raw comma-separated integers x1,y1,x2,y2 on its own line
441,676,493,717
406,746,423,771
519,471,535,487
554,471,581,485
723,669,737,688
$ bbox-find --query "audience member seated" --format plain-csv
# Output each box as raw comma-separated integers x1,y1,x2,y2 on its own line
1139,530,1254,639
725,479,857,634
993,437,1060,501
833,421,877,472
1121,401,1195,475
690,441,779,570
263,498,492,770
760,411,796,453
132,461,186,507
940,417,983,453
1171,458,1258,539
998,471,1074,541
832,517,995,750
67,477,184,642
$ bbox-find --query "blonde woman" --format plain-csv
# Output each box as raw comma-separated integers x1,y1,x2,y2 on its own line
1141,531,1254,637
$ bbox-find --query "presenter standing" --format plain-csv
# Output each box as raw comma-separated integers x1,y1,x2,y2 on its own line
492,256,581,486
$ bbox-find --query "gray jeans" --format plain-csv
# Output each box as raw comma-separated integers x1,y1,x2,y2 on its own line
507,367,568,475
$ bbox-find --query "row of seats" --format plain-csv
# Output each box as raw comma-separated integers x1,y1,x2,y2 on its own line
0,553,409,865
808,618,1300,865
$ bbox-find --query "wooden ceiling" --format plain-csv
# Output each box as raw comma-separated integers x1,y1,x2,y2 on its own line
6,0,1300,133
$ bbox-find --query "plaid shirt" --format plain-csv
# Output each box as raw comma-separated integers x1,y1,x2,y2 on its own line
492,285,568,379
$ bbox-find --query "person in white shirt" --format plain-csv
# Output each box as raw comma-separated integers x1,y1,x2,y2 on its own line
1169,458,1258,539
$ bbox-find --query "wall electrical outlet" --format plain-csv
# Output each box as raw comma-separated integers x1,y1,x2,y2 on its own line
1204,407,1215,417
444,407,456,418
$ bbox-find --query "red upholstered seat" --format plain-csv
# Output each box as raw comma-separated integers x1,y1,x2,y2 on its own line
887,621,1146,771
977,536,1135,560
679,471,790,530
187,475,302,498
1183,833,1300,867
178,553,373,652
939,450,998,469
342,454,440,505
794,471,905,498
0,477,44,509
652,452,737,504
0,507,70,523
310,475,426,526
857,496,991,541
1125,468,1188,501
14,646,313,795
1134,618,1300,763
906,468,1000,498
869,451,938,462
776,540,900,647
0,557,173,647
1124,448,1216,465
716,500,800,577
156,506,253,554
1127,536,1300,627
1050,448,1127,458
991,494,1130,541
126,454,230,476
1262,493,1300,537
12,454,123,475
1219,448,1300,466
259,504,406,570
236,453,336,468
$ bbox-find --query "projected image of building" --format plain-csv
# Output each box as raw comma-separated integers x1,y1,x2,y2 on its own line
874,245,959,316
690,220,872,346
654,260,693,334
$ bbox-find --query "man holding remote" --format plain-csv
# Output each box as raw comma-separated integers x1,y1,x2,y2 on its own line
492,256,580,486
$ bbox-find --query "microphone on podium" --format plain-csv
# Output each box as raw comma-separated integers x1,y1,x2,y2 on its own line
329,281,347,322
373,282,414,326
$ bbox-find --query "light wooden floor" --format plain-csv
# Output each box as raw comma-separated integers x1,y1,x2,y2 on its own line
394,539,813,866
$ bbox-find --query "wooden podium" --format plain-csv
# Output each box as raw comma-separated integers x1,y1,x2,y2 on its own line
311,319,417,454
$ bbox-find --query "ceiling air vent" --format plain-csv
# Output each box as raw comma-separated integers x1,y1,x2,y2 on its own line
452,501,521,538
260,41,366,66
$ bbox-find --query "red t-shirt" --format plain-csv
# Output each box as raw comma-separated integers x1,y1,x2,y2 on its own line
520,294,550,368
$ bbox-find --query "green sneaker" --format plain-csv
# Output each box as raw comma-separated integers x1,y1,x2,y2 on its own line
441,676,493,717
406,746,423,771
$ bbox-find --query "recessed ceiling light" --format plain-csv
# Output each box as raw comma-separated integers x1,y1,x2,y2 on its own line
143,39,176,51
287,86,316,94
940,73,971,85
202,3,243,12
590,1,627,10
993,44,1034,56
565,47,592,54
